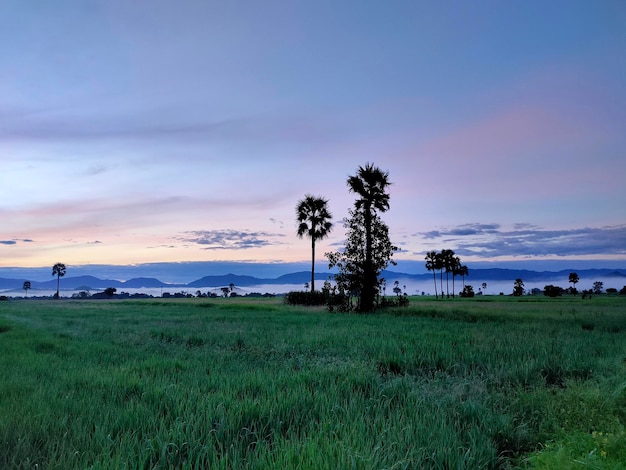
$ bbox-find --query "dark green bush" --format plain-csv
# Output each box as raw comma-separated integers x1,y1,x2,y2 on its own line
284,290,328,306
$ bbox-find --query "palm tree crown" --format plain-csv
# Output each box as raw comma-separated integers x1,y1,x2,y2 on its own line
347,163,391,214
296,195,333,292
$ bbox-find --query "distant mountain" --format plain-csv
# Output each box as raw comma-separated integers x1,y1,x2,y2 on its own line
186,271,330,287
186,273,271,288
1,268,624,292
121,277,172,288
381,268,626,282
0,275,180,291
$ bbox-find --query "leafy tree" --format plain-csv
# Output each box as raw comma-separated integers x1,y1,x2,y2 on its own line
52,263,66,299
513,278,524,297
482,282,487,294
568,272,579,290
460,285,474,297
425,251,439,299
592,281,603,295
543,285,563,297
23,281,31,297
104,287,117,297
296,195,333,292
393,280,402,296
342,163,393,312
327,208,397,312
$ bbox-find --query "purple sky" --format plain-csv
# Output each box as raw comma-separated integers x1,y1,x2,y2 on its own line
1,1,625,276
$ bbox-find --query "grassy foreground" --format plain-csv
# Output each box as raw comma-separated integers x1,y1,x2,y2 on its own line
1,296,625,469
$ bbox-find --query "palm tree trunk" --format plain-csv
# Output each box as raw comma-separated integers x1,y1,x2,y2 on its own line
432,271,438,299
311,237,315,292
362,206,375,312
56,275,60,298
452,274,455,298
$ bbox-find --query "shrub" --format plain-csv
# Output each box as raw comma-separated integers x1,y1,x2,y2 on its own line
543,285,563,297
460,285,475,298
284,290,328,306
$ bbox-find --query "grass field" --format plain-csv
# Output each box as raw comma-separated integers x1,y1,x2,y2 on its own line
1,296,625,469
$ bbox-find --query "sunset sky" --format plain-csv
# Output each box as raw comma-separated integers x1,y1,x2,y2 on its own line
1,1,625,279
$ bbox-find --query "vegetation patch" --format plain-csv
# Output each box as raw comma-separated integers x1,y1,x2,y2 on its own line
0,296,624,468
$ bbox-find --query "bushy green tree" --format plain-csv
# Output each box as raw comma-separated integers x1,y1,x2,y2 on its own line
328,163,394,312
460,285,475,298
513,278,524,297
327,208,397,312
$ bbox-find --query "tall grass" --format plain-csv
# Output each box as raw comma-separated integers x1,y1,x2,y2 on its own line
1,296,624,468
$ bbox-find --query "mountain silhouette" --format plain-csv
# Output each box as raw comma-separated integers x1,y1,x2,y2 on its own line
1,268,624,291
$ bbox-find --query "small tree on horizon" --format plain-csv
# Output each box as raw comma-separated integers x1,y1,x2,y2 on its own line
52,263,67,299
23,281,31,297
593,281,603,295
513,278,524,297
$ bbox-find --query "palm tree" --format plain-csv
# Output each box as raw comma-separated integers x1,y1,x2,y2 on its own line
458,264,469,288
513,278,524,296
425,251,439,299
23,281,31,298
52,263,66,299
296,194,333,292
347,163,391,311
568,272,579,292
435,251,445,300
441,249,455,298
450,255,461,298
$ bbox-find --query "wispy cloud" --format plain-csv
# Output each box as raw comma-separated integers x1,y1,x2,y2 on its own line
0,238,34,245
416,224,626,258
177,230,285,250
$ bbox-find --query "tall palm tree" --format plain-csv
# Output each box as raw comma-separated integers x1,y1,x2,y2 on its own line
441,249,455,298
450,255,461,298
425,251,439,299
52,262,66,299
296,195,333,292
458,264,469,288
435,251,445,300
347,163,391,311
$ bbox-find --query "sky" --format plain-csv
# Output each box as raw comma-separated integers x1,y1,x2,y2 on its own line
1,0,625,281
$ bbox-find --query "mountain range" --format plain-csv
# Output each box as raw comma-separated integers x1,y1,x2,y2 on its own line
1,268,625,291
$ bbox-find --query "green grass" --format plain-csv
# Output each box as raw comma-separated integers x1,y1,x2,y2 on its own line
1,296,625,469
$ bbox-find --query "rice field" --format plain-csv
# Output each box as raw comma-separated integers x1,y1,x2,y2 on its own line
1,296,625,469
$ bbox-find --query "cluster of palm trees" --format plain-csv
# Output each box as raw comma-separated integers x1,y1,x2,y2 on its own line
424,249,468,299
